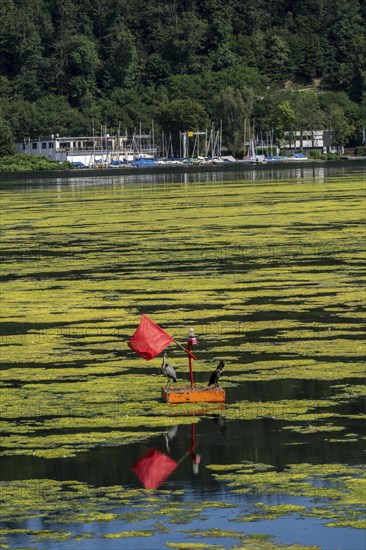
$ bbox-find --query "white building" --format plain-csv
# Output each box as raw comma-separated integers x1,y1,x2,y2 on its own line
15,133,157,166
283,130,340,153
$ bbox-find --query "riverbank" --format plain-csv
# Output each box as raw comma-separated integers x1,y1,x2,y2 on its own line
1,151,365,176
1,157,365,184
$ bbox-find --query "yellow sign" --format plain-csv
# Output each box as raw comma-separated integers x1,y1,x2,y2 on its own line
187,131,194,137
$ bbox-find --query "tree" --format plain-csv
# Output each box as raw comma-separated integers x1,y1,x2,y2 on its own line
143,53,171,85
214,86,252,152
272,99,296,133
325,106,355,150
0,0,16,76
358,94,366,145
48,0,82,95
158,98,209,136
161,12,208,73
292,92,324,150
344,33,366,102
202,0,233,49
32,95,89,137
324,0,365,98
102,28,138,89
263,33,293,84
231,0,273,35
288,31,326,83
1,98,37,141
10,5,48,99
65,35,100,105
0,117,15,156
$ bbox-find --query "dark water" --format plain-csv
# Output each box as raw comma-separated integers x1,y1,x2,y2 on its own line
1,410,366,549
1,158,365,188
2,405,365,488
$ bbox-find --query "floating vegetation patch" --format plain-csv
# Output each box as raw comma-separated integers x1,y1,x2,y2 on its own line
207,461,366,529
175,529,320,550
282,423,344,435
0,478,237,546
102,530,155,538
224,398,336,421
164,543,223,549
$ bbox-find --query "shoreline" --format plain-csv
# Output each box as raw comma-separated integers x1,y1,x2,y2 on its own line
0,157,365,183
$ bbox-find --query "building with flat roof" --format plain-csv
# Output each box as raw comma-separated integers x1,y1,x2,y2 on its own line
15,133,157,166
283,130,340,153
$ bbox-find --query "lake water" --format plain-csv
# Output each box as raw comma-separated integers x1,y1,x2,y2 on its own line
1,161,365,549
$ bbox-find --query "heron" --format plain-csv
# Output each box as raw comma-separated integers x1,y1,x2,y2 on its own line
208,360,225,388
164,425,178,452
161,353,177,388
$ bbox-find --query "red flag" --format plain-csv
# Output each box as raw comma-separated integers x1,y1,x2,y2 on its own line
132,449,178,489
127,314,174,360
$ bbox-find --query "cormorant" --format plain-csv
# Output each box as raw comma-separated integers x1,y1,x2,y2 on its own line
161,353,177,388
208,360,225,388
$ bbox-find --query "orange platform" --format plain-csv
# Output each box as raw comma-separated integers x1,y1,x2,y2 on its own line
161,386,226,403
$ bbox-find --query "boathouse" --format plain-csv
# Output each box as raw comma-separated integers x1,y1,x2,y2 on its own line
15,133,157,166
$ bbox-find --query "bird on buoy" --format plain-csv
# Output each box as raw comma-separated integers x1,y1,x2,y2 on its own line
161,353,177,388
208,360,225,388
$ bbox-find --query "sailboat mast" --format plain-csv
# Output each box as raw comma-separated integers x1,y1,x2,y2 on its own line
219,119,222,157
244,118,246,159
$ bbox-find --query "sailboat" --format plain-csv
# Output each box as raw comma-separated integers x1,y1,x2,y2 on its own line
239,118,257,164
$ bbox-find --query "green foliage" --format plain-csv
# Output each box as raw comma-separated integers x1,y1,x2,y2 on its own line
263,33,292,84
325,106,355,147
307,150,322,159
307,150,340,160
102,28,138,89
0,95,89,139
0,0,365,145
0,117,15,156
161,12,208,73
273,100,296,133
65,35,100,105
324,0,365,100
293,92,323,130
0,154,70,171
158,99,209,135
213,86,251,150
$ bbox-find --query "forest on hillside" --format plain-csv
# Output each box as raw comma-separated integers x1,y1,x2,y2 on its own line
0,0,366,155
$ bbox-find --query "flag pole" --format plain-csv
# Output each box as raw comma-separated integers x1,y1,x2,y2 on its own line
187,337,194,387
174,328,198,388
172,338,197,361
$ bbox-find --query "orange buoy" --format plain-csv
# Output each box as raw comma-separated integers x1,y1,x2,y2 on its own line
161,386,225,403
127,318,227,403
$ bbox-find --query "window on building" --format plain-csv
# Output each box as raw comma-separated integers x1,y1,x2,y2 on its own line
42,142,47,149
49,142,53,148
32,143,37,149
22,144,25,150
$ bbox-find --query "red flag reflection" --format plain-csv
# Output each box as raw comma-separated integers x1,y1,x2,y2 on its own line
132,448,178,489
